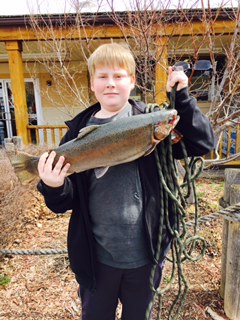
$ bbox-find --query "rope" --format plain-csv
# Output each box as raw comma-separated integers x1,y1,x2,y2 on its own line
0,209,232,255
216,202,240,222
145,84,207,320
1,207,235,256
0,248,67,255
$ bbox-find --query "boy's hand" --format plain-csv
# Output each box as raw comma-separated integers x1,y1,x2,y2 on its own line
167,66,188,92
38,151,71,188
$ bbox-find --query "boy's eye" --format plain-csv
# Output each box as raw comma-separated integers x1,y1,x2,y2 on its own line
115,74,126,79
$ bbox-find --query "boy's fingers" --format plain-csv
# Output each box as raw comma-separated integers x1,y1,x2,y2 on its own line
52,156,65,173
38,152,49,173
167,66,188,92
168,66,173,74
47,151,56,163
43,151,57,171
59,163,71,178
37,151,69,187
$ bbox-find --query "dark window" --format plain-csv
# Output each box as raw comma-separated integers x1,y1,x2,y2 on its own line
170,55,226,102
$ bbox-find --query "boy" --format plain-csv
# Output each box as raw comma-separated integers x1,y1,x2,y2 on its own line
37,43,214,320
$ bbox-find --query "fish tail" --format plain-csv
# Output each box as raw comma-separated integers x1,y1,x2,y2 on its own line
6,150,39,185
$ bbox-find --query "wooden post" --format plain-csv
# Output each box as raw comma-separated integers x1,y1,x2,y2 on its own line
221,169,240,320
155,36,168,105
5,40,28,144
224,216,240,320
219,219,228,298
223,169,240,204
220,168,239,297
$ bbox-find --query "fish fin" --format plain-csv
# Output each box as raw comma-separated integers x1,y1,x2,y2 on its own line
6,150,39,185
94,166,109,179
144,143,158,156
76,125,99,140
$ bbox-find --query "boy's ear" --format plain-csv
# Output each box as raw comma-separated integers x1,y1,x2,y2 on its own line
130,75,136,90
90,79,94,92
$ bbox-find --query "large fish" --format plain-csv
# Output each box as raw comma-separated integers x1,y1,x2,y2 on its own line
7,109,179,184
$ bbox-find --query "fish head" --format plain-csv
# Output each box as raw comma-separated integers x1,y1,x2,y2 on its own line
153,109,180,141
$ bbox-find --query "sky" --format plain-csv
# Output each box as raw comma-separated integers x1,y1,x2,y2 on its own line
0,0,239,15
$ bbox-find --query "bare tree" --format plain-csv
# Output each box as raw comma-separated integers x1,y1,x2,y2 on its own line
198,3,240,163
24,0,100,118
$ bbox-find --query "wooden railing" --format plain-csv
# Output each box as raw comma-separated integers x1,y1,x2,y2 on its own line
27,125,68,146
27,123,240,165
204,124,240,166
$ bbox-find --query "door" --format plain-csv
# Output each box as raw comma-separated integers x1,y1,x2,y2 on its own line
0,79,42,144
0,81,16,144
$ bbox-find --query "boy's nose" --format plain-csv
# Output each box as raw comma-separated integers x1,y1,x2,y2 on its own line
106,77,115,87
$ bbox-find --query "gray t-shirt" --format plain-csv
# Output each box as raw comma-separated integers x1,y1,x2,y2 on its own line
87,104,150,268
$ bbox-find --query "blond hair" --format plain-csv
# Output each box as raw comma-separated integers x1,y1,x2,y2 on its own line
87,43,136,78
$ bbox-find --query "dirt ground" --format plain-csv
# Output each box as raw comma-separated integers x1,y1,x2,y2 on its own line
0,148,228,319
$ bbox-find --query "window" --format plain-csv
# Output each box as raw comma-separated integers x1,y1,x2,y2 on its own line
170,55,226,102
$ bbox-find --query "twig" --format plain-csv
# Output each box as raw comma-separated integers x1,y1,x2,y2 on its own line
206,307,225,320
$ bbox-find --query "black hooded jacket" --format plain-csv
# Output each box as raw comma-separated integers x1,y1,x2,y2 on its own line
38,88,215,291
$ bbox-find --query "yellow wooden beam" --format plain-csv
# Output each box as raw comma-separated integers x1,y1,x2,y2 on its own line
0,20,236,41
5,40,28,144
218,161,240,167
155,37,168,104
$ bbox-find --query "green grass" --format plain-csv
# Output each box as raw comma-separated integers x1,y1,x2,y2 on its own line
0,274,11,286
196,191,205,198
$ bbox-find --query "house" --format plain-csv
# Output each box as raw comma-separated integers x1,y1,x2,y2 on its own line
0,7,239,161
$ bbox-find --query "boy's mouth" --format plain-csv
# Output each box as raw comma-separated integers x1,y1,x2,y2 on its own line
104,92,118,95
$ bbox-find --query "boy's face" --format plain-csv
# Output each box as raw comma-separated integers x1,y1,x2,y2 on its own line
91,66,135,113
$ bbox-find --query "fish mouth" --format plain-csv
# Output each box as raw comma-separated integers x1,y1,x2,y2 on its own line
154,115,180,140
156,114,178,126
167,114,178,124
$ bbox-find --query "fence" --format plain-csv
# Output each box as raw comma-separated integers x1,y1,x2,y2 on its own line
27,124,68,146
203,124,240,166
